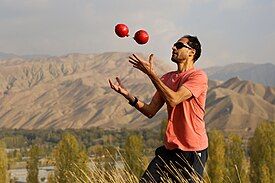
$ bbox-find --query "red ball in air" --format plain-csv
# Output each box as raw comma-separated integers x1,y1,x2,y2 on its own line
134,30,149,44
115,24,129,38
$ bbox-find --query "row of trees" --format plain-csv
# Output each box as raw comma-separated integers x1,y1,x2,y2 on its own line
207,121,274,183
27,133,147,183
0,121,274,182
0,127,162,156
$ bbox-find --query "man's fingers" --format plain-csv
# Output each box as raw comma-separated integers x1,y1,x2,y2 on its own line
149,54,154,62
108,79,113,86
149,54,154,66
129,56,139,63
129,60,138,66
109,79,115,89
109,79,120,91
116,77,123,87
132,54,141,62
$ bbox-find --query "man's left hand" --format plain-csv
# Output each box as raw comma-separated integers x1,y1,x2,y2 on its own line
129,54,156,77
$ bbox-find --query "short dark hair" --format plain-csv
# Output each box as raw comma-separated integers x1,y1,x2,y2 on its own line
182,35,201,62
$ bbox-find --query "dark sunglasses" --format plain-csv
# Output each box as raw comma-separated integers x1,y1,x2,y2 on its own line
173,42,192,50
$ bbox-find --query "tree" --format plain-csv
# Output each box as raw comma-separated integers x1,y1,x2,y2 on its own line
0,141,9,183
26,145,40,183
124,134,147,178
249,121,275,183
225,133,249,183
53,133,90,183
206,130,226,183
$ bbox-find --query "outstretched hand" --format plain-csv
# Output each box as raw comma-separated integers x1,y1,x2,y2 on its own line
108,77,129,97
129,54,156,76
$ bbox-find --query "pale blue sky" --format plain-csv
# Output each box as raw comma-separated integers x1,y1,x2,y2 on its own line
0,0,274,68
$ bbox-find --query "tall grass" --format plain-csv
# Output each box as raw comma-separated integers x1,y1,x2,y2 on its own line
50,150,243,183
69,151,210,183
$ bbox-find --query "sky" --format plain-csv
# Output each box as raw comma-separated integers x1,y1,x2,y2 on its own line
0,0,274,68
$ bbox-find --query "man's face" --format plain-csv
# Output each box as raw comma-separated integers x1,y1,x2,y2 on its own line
171,37,194,63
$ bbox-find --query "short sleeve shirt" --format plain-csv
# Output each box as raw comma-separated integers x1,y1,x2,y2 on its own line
161,68,208,151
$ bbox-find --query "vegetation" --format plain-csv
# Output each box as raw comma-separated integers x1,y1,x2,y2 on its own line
52,133,90,183
249,121,275,183
124,134,147,178
207,130,226,183
0,121,274,182
0,128,162,157
26,145,40,183
225,133,249,183
0,141,9,183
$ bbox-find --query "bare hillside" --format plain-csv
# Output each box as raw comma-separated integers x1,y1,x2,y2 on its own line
0,53,274,138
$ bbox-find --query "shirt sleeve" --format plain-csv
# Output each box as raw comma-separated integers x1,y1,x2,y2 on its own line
160,72,171,84
182,70,208,98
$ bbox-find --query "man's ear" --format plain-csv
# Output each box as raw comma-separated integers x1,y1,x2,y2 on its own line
189,49,196,57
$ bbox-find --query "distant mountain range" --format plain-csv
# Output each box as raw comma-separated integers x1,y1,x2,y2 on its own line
0,52,274,138
2,51,274,86
204,63,275,86
0,51,51,60
0,52,18,60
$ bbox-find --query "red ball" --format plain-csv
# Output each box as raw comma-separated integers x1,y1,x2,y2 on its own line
134,30,149,44
115,24,129,38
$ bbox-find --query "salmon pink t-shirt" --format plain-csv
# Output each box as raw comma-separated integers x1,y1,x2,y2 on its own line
161,68,208,151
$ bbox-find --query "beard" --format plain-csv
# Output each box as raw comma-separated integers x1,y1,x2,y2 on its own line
171,53,178,62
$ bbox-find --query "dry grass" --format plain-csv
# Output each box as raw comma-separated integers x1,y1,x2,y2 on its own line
69,151,209,183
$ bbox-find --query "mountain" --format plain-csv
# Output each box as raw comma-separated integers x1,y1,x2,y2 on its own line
0,53,274,139
0,52,169,129
204,63,275,86
206,76,275,138
0,51,52,60
0,52,19,60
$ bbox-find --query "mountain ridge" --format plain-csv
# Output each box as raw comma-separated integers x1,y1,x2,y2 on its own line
0,52,274,139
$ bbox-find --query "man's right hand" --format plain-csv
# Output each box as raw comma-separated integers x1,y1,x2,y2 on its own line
108,77,130,99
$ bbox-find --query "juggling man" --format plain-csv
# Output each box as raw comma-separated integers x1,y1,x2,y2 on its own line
109,35,208,183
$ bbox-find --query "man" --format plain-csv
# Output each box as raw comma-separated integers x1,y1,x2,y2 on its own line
109,35,208,183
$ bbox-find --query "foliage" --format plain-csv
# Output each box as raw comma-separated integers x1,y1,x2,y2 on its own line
0,141,9,183
124,134,147,178
52,133,90,183
26,145,40,183
207,130,226,183
249,121,275,183
225,133,249,183
0,127,162,157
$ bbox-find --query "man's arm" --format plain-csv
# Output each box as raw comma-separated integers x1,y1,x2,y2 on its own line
127,91,165,118
150,73,192,107
128,54,192,107
109,77,165,118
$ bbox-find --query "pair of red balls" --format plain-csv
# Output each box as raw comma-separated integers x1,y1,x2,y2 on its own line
115,24,149,45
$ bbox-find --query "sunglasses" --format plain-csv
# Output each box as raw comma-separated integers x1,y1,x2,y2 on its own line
173,42,193,50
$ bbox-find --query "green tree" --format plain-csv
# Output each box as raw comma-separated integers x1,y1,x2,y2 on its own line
225,133,249,183
26,145,40,183
249,121,275,183
0,141,9,183
207,130,226,183
124,134,147,178
53,133,90,183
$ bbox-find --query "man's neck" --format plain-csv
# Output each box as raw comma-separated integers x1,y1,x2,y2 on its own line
177,60,194,73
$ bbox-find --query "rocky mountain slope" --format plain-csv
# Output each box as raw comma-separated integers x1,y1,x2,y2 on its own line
0,53,274,138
